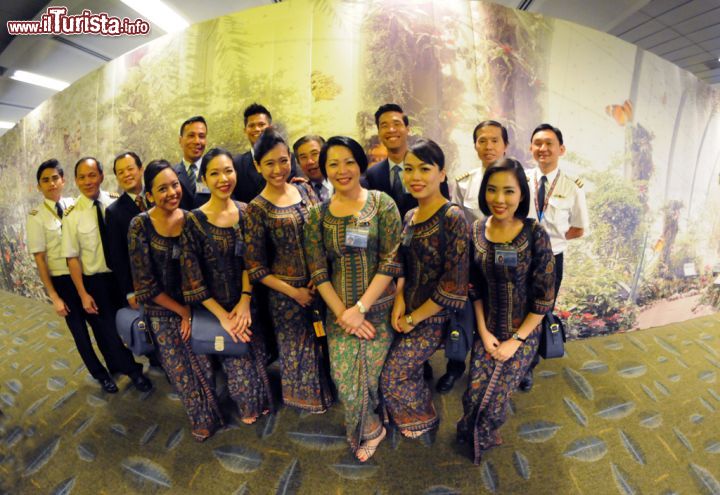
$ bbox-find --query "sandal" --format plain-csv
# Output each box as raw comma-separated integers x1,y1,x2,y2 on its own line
356,427,386,463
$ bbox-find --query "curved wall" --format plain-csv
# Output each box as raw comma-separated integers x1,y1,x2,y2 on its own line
1,0,718,338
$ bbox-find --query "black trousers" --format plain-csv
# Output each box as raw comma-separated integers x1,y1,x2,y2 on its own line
81,272,143,377
528,252,564,371
52,274,108,380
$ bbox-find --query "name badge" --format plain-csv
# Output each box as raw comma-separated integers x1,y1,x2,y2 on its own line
345,225,370,249
495,246,518,267
171,243,181,260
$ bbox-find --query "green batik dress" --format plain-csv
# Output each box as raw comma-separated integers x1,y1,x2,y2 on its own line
303,190,402,451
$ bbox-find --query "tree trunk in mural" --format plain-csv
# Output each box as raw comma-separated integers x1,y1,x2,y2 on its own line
481,4,548,164
659,200,683,278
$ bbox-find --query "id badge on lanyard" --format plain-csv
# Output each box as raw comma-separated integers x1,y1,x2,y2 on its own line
495,245,518,267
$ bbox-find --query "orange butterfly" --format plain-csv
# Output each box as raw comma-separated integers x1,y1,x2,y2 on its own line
605,99,633,126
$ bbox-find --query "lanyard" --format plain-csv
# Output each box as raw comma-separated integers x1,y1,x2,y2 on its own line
43,202,62,221
534,171,560,223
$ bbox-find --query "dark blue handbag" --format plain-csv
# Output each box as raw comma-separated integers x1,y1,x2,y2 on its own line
190,307,249,356
115,306,154,355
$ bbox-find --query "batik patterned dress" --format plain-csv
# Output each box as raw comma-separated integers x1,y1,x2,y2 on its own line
128,212,222,440
245,182,333,412
180,203,272,421
381,204,469,434
457,218,555,464
304,190,402,450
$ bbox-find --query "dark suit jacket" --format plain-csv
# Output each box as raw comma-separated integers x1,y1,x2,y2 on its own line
105,192,142,299
231,151,302,204
174,161,209,211
364,159,450,218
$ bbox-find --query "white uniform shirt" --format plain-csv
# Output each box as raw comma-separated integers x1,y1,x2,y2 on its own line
451,167,485,224
61,191,116,275
527,167,589,255
26,197,74,276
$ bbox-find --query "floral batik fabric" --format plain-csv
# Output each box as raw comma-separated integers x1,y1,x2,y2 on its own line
128,212,223,439
381,204,469,434
180,205,272,421
245,182,333,412
304,190,402,450
457,218,555,464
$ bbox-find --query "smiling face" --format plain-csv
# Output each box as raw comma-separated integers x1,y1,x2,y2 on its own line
485,170,523,221
296,139,323,183
244,113,270,146
75,159,104,200
256,143,292,188
530,129,565,173
403,151,446,201
148,168,182,213
114,155,143,195
179,121,207,163
38,167,65,202
325,145,362,194
203,154,236,199
377,111,409,154
474,125,507,168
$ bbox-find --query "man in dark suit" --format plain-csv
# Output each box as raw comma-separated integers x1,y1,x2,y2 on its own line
105,152,162,369
364,103,449,218
232,103,301,203
105,152,144,310
174,116,208,210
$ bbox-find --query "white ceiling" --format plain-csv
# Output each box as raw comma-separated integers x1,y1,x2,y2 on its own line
0,0,718,137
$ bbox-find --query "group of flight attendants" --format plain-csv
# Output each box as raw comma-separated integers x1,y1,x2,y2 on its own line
27,102,588,465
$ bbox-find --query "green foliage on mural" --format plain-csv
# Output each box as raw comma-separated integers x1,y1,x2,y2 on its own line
587,171,644,269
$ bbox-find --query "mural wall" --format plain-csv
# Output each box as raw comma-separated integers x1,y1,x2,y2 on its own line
0,0,718,339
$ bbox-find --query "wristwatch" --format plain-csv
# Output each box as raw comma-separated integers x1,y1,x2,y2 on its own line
405,314,414,326
512,332,526,343
355,300,367,314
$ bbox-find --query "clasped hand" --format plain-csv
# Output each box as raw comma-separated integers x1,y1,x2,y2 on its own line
337,305,376,340
481,331,521,362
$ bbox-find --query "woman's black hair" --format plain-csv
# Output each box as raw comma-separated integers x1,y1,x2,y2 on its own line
199,147,234,179
319,136,368,178
408,138,445,170
253,128,290,164
144,159,176,192
478,158,530,219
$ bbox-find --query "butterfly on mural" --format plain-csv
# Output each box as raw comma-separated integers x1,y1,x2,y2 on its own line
605,99,633,126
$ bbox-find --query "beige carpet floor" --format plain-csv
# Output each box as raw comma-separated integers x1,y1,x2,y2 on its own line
0,289,719,494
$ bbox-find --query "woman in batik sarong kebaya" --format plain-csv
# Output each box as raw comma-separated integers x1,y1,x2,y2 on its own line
457,158,555,464
380,139,468,439
180,148,272,425
128,159,222,441
244,129,333,413
303,136,402,462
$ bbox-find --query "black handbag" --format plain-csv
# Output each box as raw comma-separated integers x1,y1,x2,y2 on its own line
444,298,476,362
190,307,249,356
115,306,154,355
538,311,566,359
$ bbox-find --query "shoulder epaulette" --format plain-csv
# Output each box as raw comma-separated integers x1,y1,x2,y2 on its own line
64,205,75,216
455,171,470,182
109,191,120,198
574,177,584,188
29,209,38,216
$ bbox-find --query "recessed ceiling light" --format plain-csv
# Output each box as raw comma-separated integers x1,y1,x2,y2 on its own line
120,0,189,33
0,121,15,129
10,70,69,91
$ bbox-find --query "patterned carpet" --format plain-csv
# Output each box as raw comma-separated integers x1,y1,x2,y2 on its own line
0,289,719,495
